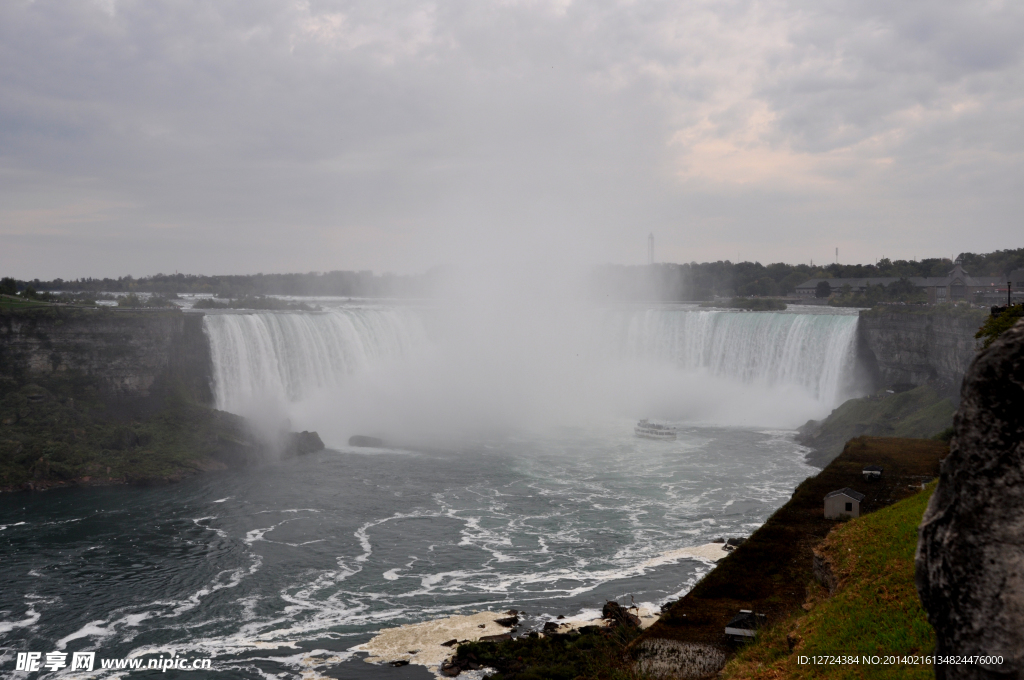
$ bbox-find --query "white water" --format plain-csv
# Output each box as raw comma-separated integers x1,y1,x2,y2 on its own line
601,307,860,405
202,304,861,444
204,307,428,416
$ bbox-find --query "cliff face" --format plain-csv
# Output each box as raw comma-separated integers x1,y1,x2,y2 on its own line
916,319,1024,677
0,307,212,404
857,308,986,394
0,307,325,491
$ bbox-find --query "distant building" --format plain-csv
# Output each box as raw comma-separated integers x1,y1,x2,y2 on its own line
795,260,1024,305
825,488,865,519
725,610,766,642
862,465,883,481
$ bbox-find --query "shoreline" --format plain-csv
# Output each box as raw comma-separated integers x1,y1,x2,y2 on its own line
349,542,731,676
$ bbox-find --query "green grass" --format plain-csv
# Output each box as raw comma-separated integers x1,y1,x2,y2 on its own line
0,383,271,489
721,483,937,679
801,386,954,466
0,294,52,309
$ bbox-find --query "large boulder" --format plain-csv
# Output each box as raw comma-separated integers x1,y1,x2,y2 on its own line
916,319,1024,679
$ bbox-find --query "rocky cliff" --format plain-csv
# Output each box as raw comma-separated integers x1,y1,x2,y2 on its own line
857,306,986,395
0,307,212,404
1,307,323,490
916,319,1024,678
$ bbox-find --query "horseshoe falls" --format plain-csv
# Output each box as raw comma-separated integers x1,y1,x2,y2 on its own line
201,304,862,444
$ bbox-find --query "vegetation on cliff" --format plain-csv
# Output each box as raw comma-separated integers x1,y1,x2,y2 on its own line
0,306,322,491
975,304,1024,349
634,437,944,660
798,386,954,467
0,381,322,491
721,484,937,679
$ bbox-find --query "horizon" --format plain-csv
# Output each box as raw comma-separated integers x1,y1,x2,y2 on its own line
7,250,1018,285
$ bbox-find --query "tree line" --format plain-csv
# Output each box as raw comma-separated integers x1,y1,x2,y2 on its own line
1,269,444,299
588,249,1024,301
3,248,1022,302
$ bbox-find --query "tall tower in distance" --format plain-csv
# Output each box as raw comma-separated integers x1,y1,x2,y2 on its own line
648,233,654,265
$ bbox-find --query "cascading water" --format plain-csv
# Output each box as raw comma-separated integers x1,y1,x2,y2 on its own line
602,307,860,407
201,303,862,436
203,307,428,415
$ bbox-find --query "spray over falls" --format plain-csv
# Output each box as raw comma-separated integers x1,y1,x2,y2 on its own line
202,305,861,443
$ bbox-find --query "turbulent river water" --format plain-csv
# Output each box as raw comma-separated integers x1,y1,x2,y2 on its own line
1,302,862,678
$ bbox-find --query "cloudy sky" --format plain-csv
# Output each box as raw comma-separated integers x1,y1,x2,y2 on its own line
1,0,1022,280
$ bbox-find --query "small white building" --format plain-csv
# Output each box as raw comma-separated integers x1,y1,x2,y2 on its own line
862,465,883,481
824,488,865,519
725,610,766,643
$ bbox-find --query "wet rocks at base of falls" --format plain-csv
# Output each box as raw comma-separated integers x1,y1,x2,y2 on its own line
493,610,520,628
916,319,1024,679
348,435,385,448
602,601,642,629
440,652,486,676
711,536,747,551
285,430,325,456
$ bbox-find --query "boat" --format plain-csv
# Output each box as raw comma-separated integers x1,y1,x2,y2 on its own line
634,419,677,440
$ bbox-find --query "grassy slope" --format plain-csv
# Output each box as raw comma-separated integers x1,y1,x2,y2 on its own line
722,483,936,680
1,384,229,488
0,295,52,310
634,437,945,657
0,384,321,491
800,386,954,467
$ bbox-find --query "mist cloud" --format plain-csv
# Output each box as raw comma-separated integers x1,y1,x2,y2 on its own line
1,0,1022,278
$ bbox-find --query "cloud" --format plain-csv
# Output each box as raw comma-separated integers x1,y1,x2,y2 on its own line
0,0,1022,278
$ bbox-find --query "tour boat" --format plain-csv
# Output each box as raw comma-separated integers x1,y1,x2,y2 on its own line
634,419,677,440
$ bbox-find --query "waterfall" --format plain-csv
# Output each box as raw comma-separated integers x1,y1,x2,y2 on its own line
601,307,860,407
203,308,428,415
201,304,861,433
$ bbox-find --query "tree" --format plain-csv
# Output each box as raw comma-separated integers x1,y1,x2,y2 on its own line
0,277,16,296
815,281,832,298
976,305,1024,349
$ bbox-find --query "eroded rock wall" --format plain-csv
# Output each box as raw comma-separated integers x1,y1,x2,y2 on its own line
916,319,1024,679
858,308,985,393
0,308,212,403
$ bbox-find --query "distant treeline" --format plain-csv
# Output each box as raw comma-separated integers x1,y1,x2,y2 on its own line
5,248,1023,301
7,269,444,299
589,249,1024,301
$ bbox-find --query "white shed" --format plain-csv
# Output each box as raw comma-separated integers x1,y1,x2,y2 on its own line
824,488,865,519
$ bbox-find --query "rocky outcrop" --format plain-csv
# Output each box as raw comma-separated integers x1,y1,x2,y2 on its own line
0,307,212,403
798,384,954,467
0,307,326,491
916,319,1024,679
858,308,986,395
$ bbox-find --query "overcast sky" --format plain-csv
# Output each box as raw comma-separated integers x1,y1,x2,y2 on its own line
1,0,1022,280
